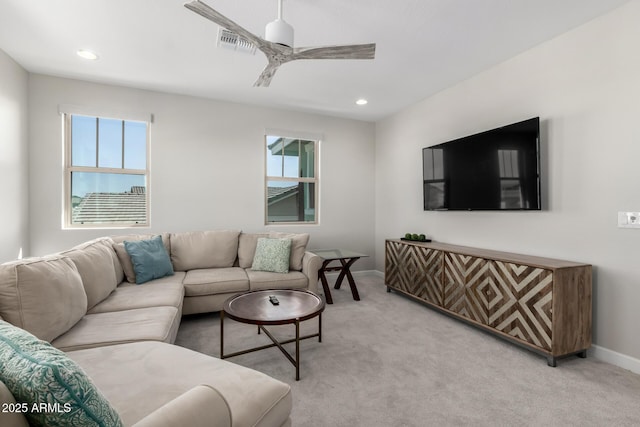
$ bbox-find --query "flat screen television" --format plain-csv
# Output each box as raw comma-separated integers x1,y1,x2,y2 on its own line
423,117,541,211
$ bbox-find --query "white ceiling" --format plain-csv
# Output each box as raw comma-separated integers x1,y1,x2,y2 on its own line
0,0,630,121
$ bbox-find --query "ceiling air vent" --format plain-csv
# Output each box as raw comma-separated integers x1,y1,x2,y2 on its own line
217,28,256,54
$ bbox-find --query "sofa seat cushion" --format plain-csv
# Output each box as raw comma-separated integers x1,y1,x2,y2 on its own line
183,268,249,297
170,230,241,271
51,306,181,352
0,320,123,427
246,269,309,291
0,255,87,342
87,274,185,315
66,341,292,427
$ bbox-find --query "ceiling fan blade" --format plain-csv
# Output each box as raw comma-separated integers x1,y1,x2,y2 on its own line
292,43,376,60
184,0,264,48
253,61,281,87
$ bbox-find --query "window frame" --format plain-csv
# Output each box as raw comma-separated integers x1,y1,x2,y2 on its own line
63,113,151,229
264,134,319,225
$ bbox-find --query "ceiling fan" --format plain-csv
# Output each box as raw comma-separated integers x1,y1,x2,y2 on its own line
184,0,376,87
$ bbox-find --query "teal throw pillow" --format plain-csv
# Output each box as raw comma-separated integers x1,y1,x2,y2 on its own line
251,238,292,274
0,320,124,427
124,235,174,284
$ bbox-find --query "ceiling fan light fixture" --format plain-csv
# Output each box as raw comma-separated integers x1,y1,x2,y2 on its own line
218,28,256,54
265,18,294,47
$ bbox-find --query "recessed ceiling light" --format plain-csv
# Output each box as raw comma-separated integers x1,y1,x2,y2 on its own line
355,98,368,106
77,49,99,60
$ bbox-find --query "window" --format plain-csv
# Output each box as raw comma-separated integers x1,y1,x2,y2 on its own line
498,149,524,209
423,148,445,210
265,135,318,224
64,114,149,228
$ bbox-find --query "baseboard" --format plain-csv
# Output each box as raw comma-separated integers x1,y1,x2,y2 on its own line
590,345,640,375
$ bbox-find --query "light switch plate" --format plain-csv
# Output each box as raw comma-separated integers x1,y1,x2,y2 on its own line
618,212,640,228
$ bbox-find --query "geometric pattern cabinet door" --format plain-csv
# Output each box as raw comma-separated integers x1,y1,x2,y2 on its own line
385,240,443,306
443,252,490,325
488,261,553,351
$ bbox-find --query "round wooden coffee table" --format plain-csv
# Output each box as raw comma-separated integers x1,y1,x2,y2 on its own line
220,289,325,380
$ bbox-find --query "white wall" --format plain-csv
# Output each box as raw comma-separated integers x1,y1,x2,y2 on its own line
28,75,376,269
375,2,640,364
0,49,29,263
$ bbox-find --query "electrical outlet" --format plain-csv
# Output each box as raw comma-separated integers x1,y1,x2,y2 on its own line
618,212,640,228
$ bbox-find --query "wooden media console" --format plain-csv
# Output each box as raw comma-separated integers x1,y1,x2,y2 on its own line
385,239,592,366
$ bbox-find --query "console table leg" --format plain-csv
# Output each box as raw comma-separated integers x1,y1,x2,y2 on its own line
336,258,360,301
318,262,334,304
345,270,360,301
547,356,557,367
577,350,587,359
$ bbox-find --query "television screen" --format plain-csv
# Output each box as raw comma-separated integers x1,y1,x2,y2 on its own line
423,117,541,211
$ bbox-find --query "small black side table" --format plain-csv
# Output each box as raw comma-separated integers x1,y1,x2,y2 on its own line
310,249,368,304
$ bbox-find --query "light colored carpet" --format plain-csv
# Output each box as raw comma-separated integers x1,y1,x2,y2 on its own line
175,275,640,426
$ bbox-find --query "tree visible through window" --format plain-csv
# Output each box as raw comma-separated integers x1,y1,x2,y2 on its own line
265,135,318,224
64,114,149,227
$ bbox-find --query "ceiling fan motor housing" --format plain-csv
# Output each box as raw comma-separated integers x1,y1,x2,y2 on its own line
265,18,294,47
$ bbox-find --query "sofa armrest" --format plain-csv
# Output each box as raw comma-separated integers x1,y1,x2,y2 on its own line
132,385,231,427
301,251,322,293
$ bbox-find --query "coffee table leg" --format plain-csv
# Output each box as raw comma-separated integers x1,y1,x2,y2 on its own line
319,313,322,343
295,320,300,381
220,311,225,359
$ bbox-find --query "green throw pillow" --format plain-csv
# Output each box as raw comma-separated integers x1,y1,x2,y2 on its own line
124,235,174,284
251,238,292,273
0,320,124,427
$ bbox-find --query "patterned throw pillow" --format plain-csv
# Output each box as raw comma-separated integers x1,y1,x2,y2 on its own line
251,238,292,274
0,321,124,427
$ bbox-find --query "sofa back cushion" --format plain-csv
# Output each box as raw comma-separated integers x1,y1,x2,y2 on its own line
0,255,87,342
62,238,120,310
170,230,241,271
237,232,269,268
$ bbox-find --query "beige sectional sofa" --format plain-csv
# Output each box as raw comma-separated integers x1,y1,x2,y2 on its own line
0,230,322,427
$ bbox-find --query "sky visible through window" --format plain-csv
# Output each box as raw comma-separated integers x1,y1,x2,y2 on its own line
71,115,146,198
